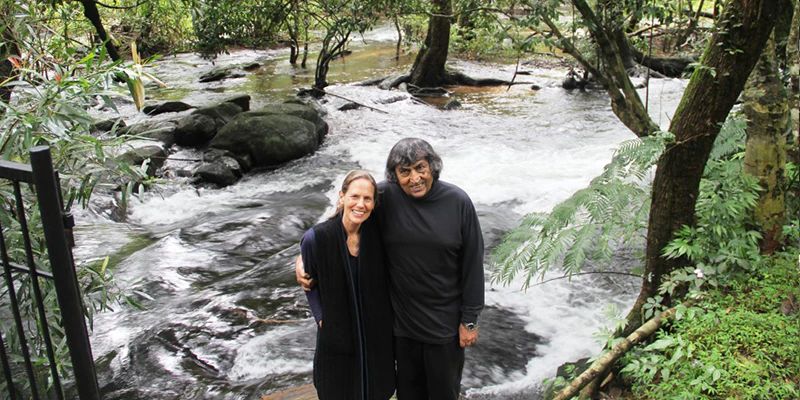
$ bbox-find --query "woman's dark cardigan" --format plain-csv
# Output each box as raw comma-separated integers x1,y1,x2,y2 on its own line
301,216,395,400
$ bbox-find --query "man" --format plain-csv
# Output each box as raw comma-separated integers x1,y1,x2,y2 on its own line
298,138,484,400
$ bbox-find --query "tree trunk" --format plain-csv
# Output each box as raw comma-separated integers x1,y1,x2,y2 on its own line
625,0,781,333
80,0,121,61
394,15,402,61
774,0,795,66
409,0,452,87
743,37,789,254
288,0,299,65
789,0,800,165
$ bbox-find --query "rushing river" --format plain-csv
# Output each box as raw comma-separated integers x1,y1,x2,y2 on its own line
72,26,687,399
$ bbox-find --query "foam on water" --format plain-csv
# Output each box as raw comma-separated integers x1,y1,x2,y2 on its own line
83,36,688,396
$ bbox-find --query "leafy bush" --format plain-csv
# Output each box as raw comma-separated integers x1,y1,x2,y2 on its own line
1,6,144,396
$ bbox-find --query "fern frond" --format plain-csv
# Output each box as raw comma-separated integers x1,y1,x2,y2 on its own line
491,133,667,287
709,115,747,161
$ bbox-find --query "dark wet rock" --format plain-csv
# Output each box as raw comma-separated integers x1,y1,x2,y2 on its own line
193,155,241,187
210,113,319,169
463,305,543,388
250,102,329,144
338,102,361,111
223,94,251,112
562,76,580,90
119,120,178,147
539,357,591,400
530,84,542,90
375,95,407,105
445,70,509,86
378,74,410,90
199,66,245,83
174,102,243,147
115,145,168,177
241,62,260,71
143,101,194,116
562,68,588,91
92,118,126,134
443,99,462,110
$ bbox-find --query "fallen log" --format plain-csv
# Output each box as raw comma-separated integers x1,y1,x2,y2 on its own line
552,305,679,400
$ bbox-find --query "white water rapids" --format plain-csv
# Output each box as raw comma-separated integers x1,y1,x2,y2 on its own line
71,26,687,399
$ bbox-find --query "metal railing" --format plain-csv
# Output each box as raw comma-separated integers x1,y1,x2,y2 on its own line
0,146,100,399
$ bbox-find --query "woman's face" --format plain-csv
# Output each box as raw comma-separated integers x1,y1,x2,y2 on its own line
339,178,375,227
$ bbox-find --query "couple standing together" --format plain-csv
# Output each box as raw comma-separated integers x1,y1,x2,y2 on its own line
295,137,485,400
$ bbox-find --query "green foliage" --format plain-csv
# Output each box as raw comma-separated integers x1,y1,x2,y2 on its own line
191,0,288,58
492,131,674,288
0,6,144,396
492,114,754,290
622,253,800,399
113,0,196,56
309,0,382,89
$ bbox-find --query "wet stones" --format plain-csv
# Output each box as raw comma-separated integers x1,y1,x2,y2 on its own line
143,101,194,116
118,119,179,147
198,66,246,83
194,149,242,187
174,101,244,147
104,94,326,189
210,111,320,168
115,145,169,177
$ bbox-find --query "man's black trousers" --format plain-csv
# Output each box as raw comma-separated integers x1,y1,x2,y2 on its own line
394,336,465,400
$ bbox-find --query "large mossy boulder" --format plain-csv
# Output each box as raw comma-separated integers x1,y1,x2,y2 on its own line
252,102,329,144
174,102,243,147
210,112,319,169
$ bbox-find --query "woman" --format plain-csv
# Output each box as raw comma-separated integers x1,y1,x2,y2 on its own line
300,170,395,400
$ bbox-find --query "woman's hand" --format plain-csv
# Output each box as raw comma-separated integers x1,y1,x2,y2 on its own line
295,256,314,291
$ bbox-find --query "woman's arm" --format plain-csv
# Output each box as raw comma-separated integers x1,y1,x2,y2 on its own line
300,230,323,326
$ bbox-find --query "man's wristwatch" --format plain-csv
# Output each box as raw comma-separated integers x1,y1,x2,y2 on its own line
464,322,478,331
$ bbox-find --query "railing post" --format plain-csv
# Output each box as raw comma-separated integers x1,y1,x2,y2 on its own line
29,146,100,400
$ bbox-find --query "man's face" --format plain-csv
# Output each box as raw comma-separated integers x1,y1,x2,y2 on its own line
395,159,433,198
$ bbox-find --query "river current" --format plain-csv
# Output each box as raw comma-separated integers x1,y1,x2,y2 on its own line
72,27,687,399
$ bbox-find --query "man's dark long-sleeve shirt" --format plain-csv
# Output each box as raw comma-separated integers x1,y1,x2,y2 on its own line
376,180,485,344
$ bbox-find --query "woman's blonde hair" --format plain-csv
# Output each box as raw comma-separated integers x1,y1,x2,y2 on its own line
331,170,378,218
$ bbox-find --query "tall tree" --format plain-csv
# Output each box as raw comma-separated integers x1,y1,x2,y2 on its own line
627,0,781,333
788,0,800,166
409,0,452,87
742,37,789,254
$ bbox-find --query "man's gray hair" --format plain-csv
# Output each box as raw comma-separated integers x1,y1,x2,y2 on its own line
385,138,443,182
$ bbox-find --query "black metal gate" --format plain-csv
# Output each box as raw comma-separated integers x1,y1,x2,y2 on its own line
0,146,100,399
